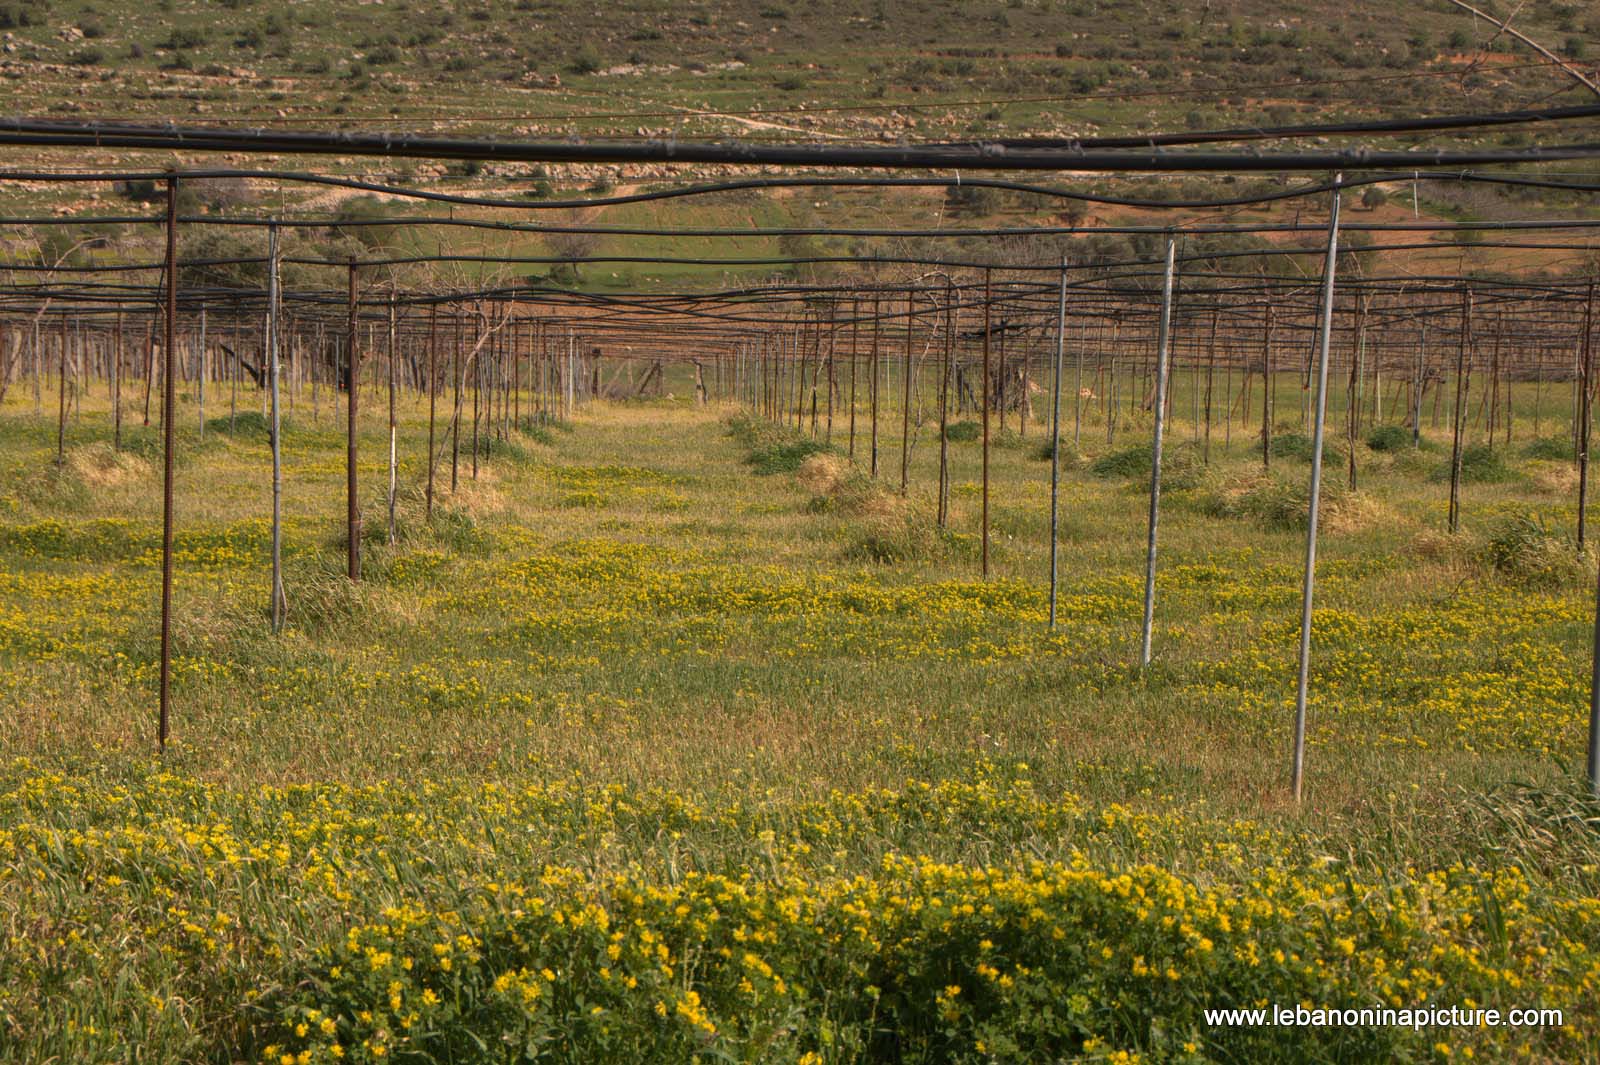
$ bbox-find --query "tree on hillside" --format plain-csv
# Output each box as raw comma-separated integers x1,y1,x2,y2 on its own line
547,219,604,285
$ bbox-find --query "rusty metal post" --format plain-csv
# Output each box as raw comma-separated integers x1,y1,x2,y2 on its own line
825,322,835,444
900,291,914,493
451,312,462,492
426,305,438,519
347,258,361,580
1589,282,1600,797
55,314,67,468
1579,284,1595,548
848,301,858,460
938,280,953,528
112,309,122,450
197,306,206,440
870,296,880,477
1049,261,1067,629
387,290,398,545
1262,304,1274,468
982,269,992,580
1448,290,1471,536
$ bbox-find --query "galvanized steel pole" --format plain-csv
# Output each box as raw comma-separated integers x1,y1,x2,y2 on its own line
1138,236,1178,669
268,224,286,633
1291,175,1344,803
157,172,179,752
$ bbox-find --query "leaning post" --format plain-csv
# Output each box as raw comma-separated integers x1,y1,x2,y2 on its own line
1138,235,1178,669
1291,175,1344,803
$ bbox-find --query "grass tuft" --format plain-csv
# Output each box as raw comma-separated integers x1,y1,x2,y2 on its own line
1263,432,1345,466
1200,470,1382,532
1433,443,1515,484
943,419,980,442
1478,514,1592,589
1365,424,1414,452
1524,437,1574,462
1091,441,1206,490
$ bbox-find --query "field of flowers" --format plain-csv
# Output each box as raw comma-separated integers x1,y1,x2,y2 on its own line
2,380,1598,1062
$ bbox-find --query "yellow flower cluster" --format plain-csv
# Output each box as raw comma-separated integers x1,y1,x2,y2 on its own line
0,761,1593,1063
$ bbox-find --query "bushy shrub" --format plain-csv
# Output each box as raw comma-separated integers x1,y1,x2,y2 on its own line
1264,432,1344,466
1365,424,1412,452
1031,439,1086,467
1524,437,1573,462
1203,472,1355,531
747,438,835,475
1091,441,1205,489
1432,444,1513,484
724,414,839,474
1090,443,1152,478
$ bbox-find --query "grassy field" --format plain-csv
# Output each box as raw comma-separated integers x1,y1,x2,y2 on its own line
1,364,1599,1062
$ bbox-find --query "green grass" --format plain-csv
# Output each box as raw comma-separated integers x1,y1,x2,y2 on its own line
2,374,1598,1062
1365,424,1413,452
1266,431,1345,466
1432,442,1516,484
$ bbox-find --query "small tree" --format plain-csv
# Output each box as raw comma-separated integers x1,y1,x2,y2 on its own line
943,183,997,215
1361,186,1388,211
547,225,604,285
331,195,400,249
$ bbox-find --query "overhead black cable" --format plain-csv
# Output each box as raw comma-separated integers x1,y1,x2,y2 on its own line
3,118,1600,171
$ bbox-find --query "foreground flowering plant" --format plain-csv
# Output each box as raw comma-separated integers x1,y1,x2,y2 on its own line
1,763,1594,1063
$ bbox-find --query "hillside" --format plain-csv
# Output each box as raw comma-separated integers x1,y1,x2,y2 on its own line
1,0,1597,291
1,0,1596,143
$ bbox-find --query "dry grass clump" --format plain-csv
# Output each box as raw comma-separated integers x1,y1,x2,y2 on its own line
1528,461,1580,496
800,456,911,524
68,442,150,488
1320,490,1390,536
1478,514,1594,590
1202,470,1386,534
1402,529,1483,589
844,509,939,564
788,453,939,563
446,466,510,517
1408,529,1466,562
794,452,851,495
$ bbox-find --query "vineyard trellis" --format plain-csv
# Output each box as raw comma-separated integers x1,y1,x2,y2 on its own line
2,108,1600,800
